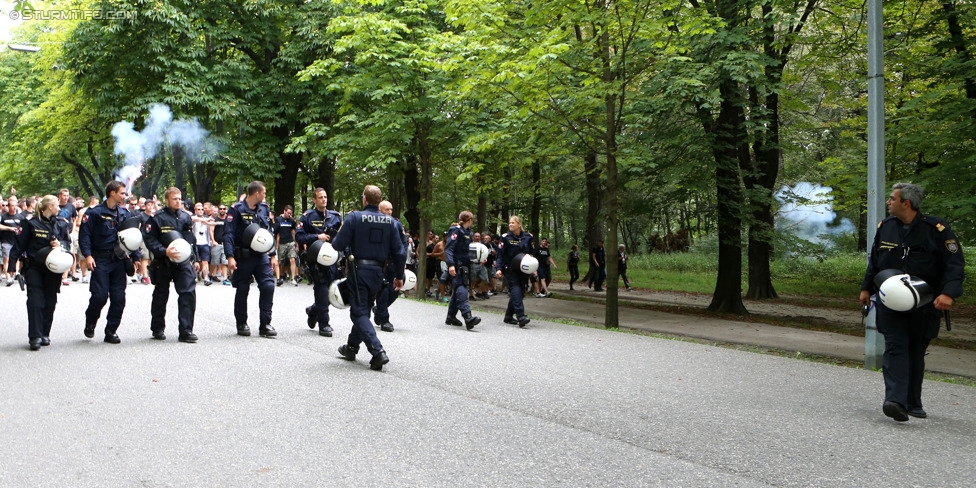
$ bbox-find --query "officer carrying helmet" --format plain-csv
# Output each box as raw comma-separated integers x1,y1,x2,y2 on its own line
224,181,278,338
296,187,343,337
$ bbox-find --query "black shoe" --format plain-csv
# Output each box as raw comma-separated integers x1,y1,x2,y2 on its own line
594,287,603,292
446,316,463,326
517,316,530,328
204,280,212,286
883,401,909,422
259,324,277,338
306,306,316,329
569,285,574,290
29,338,42,351
370,351,389,371
104,333,121,344
503,317,518,325
179,332,198,343
237,324,251,337
84,323,95,339
338,344,359,361
319,325,333,337
152,331,166,340
276,278,284,286
463,313,481,330
907,407,927,419
380,323,394,332
40,337,50,346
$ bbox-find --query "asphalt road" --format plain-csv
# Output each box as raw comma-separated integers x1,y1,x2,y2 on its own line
2,282,975,486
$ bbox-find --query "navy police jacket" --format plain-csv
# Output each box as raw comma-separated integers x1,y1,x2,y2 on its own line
224,200,272,260
7,213,70,273
144,207,198,263
495,230,534,274
331,204,405,280
295,207,342,247
79,202,132,257
861,214,965,298
444,225,473,267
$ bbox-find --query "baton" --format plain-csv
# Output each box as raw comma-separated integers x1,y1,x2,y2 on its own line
945,310,952,331
347,255,361,305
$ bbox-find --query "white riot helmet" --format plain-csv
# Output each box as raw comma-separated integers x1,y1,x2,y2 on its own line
469,242,489,263
329,278,353,309
876,270,934,312
307,240,339,266
117,218,144,252
243,223,275,253
162,231,193,264
37,247,73,274
513,253,539,275
401,269,417,291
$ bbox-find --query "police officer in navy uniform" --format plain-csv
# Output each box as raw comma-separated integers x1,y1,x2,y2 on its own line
333,185,405,371
296,187,343,337
372,200,408,333
79,180,133,344
8,195,70,350
144,187,200,343
444,210,481,330
860,183,965,422
495,215,534,328
224,181,278,338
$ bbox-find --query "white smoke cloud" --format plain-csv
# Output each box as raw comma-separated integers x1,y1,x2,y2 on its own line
775,182,855,246
111,103,213,191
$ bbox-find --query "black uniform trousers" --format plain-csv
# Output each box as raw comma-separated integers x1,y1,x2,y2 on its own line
232,253,275,326
568,264,579,287
877,302,941,410
25,264,62,340
503,272,528,320
447,267,472,319
310,264,337,330
86,256,127,334
346,264,385,356
150,261,196,335
373,266,398,325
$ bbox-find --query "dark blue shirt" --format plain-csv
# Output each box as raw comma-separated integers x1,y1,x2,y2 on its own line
495,230,534,274
144,207,197,261
295,207,342,247
331,205,405,280
224,200,272,259
79,202,131,257
444,225,473,267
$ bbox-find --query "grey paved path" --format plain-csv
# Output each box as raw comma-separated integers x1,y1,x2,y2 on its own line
2,282,975,486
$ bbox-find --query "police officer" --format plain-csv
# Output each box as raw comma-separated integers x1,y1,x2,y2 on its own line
859,183,965,422
333,185,405,371
495,215,534,327
444,210,481,330
79,181,133,344
224,181,278,338
296,187,343,337
372,200,408,332
8,195,70,350
143,187,199,343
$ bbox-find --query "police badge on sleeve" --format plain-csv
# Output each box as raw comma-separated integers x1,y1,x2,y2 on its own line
946,239,959,253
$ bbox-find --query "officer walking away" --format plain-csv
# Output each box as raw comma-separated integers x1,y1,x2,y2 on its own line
8,195,70,350
567,244,580,290
618,244,632,291
495,215,534,327
79,181,134,344
143,187,200,343
224,181,278,338
333,185,405,371
373,200,408,332
859,183,965,422
444,210,481,329
590,240,606,291
296,188,343,337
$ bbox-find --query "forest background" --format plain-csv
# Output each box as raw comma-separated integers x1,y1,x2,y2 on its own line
1,0,973,327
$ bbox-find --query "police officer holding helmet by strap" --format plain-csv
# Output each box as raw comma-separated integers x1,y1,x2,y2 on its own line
143,187,200,343
296,187,343,337
372,200,408,333
444,210,481,329
859,182,965,422
224,181,278,338
79,180,133,344
8,195,70,350
333,185,405,371
495,215,534,328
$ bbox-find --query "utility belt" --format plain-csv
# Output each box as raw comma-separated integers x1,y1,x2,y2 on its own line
91,249,116,260
356,259,386,269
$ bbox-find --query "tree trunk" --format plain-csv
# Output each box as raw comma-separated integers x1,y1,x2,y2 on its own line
584,151,603,248
403,154,420,232
530,160,541,236
314,156,337,210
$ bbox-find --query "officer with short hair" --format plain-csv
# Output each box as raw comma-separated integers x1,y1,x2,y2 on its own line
224,181,278,338
444,210,481,329
8,195,70,350
333,185,405,371
372,200,408,332
495,215,534,327
143,187,199,343
859,182,965,422
79,181,133,343
296,188,343,337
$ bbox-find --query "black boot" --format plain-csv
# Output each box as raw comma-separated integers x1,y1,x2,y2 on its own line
463,312,481,330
